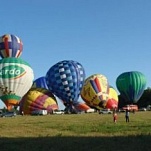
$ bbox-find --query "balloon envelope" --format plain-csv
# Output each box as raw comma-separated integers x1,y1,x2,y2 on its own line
106,86,118,109
116,71,147,104
32,76,48,89
81,74,109,110
46,60,85,107
0,58,34,110
0,34,23,58
19,88,58,115
73,102,91,111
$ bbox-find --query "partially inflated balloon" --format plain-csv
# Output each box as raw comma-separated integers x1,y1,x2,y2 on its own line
46,60,85,107
32,76,48,89
73,102,91,111
81,74,109,110
0,58,34,110
116,71,147,103
106,86,118,109
0,34,23,58
19,88,58,115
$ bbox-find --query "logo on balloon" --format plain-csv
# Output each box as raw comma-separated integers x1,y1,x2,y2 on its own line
0,65,26,79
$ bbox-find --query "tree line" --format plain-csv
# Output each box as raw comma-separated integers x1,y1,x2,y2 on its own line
118,87,151,108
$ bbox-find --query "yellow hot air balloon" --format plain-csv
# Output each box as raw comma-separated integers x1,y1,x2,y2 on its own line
81,74,109,110
19,88,59,115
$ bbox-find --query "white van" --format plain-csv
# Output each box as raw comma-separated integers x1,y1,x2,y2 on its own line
85,109,95,113
31,110,47,115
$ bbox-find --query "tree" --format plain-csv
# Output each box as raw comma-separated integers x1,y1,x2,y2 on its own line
137,87,151,108
118,87,151,108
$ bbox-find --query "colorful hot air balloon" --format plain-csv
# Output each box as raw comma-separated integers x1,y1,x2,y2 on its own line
105,86,118,109
19,88,59,115
73,102,91,112
116,71,147,104
32,76,48,89
46,60,85,113
81,74,110,110
0,58,34,110
0,34,23,58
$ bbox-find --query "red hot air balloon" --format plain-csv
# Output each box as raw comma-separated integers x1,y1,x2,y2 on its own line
105,86,118,109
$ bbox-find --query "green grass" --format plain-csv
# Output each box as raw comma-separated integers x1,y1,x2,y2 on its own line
0,111,151,151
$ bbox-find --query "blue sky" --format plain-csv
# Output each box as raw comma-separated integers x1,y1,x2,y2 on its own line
0,0,151,109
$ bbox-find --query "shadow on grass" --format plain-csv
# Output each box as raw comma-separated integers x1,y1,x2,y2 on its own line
0,135,150,151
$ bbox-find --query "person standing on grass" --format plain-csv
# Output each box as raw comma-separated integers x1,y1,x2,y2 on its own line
113,107,117,123
113,112,117,123
125,109,130,122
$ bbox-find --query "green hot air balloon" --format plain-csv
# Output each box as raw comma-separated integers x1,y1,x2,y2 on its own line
116,71,147,104
0,58,34,110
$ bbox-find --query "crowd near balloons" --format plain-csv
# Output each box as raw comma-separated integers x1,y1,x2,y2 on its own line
0,34,147,115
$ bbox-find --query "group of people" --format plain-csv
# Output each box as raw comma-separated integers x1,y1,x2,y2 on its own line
113,108,130,123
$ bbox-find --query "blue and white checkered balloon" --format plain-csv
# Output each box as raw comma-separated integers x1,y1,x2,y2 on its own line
46,60,85,105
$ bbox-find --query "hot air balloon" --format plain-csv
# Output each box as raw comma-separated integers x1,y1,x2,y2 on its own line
81,74,110,110
32,76,48,89
73,101,91,112
19,88,58,115
0,57,34,110
46,60,85,113
0,34,23,58
116,71,147,104
106,86,118,109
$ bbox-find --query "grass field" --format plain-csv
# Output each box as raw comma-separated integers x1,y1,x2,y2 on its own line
0,111,151,151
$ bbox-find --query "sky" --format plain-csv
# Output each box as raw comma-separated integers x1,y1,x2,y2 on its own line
0,0,151,109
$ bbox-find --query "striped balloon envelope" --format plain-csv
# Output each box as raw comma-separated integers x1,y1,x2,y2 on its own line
19,88,59,115
116,71,147,104
0,34,23,58
81,74,110,110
